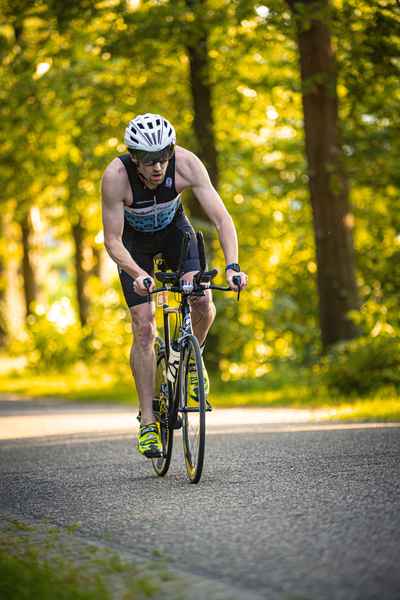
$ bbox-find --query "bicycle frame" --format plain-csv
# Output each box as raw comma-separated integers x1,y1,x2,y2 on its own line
144,230,241,482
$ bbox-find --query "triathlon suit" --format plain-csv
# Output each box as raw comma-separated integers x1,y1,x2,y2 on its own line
117,153,200,307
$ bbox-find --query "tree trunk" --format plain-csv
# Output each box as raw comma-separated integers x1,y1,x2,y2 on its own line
287,0,359,349
186,42,219,191
0,213,7,346
184,0,218,232
91,246,101,278
21,214,36,318
72,215,89,328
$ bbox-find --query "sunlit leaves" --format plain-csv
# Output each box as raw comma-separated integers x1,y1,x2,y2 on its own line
1,0,399,385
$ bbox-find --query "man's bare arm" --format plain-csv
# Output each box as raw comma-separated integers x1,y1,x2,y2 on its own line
101,160,148,281
175,148,248,290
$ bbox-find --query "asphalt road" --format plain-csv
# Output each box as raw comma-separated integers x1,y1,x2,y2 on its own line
1,396,399,600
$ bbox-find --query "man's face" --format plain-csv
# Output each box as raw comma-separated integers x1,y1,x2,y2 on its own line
135,158,169,187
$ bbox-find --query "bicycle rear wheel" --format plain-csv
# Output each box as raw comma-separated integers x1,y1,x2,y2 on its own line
181,335,206,483
152,337,173,476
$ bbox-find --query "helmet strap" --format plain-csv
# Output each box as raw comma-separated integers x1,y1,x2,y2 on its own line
136,165,153,185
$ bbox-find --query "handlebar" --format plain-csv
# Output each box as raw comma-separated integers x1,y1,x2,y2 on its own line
144,278,241,303
142,231,242,303
232,275,242,301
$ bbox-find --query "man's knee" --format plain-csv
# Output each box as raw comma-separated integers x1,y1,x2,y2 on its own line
194,293,216,318
130,307,156,345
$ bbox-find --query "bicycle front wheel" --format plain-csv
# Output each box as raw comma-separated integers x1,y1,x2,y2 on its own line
181,335,206,483
152,337,173,477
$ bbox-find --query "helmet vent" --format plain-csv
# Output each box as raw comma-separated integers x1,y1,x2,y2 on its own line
142,132,152,144
125,113,176,153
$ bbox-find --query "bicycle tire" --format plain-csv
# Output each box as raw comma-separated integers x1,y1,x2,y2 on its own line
152,337,173,476
181,334,206,483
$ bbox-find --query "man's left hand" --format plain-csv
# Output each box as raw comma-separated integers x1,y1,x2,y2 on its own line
226,270,248,292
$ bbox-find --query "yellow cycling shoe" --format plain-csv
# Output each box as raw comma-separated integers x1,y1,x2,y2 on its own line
188,357,209,401
138,423,162,458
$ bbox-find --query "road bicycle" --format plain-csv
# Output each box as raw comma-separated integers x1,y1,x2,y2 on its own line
140,231,241,484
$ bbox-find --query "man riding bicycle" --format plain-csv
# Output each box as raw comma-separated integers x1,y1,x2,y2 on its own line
101,113,248,458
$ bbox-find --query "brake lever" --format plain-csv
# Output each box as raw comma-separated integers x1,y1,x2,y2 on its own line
232,275,241,301
143,277,152,304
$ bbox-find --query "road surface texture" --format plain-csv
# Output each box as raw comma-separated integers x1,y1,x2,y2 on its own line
1,395,399,600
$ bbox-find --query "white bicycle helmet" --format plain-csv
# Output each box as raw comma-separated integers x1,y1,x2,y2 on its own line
124,113,176,164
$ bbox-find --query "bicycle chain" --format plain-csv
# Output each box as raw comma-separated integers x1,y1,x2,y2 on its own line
160,384,169,446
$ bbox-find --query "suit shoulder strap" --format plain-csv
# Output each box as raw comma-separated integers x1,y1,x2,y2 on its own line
118,154,136,193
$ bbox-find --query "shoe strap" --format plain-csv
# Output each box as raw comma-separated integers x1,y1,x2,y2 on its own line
140,424,158,436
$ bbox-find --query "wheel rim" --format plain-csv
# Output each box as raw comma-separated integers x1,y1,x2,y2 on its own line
152,338,173,476
182,337,205,482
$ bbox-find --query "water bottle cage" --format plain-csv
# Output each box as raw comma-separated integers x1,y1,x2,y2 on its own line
167,344,180,383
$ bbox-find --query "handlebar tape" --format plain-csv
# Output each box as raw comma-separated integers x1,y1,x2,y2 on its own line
179,232,190,270
174,232,190,285
196,231,207,271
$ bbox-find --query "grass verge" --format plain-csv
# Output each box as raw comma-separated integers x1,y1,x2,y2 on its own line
0,515,176,600
210,370,400,421
0,370,139,405
0,366,399,421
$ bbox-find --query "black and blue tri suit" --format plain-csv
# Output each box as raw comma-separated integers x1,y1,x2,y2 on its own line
117,153,200,307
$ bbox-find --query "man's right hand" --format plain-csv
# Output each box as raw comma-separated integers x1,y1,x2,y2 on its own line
134,275,155,296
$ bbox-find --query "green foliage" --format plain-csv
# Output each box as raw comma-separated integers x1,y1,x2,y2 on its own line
25,313,85,371
0,0,399,391
7,299,87,371
6,278,133,375
323,335,400,394
83,277,132,375
318,306,400,393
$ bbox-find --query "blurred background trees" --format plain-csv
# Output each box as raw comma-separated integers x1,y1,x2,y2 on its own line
0,0,399,393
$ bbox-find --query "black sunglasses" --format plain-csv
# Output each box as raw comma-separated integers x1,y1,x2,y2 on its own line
127,142,176,165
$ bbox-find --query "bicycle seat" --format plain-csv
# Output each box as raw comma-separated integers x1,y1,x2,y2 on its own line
155,254,168,272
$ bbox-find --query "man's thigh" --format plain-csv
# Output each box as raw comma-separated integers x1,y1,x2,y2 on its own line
119,235,157,308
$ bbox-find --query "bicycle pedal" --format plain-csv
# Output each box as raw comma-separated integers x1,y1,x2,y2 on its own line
144,448,163,459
